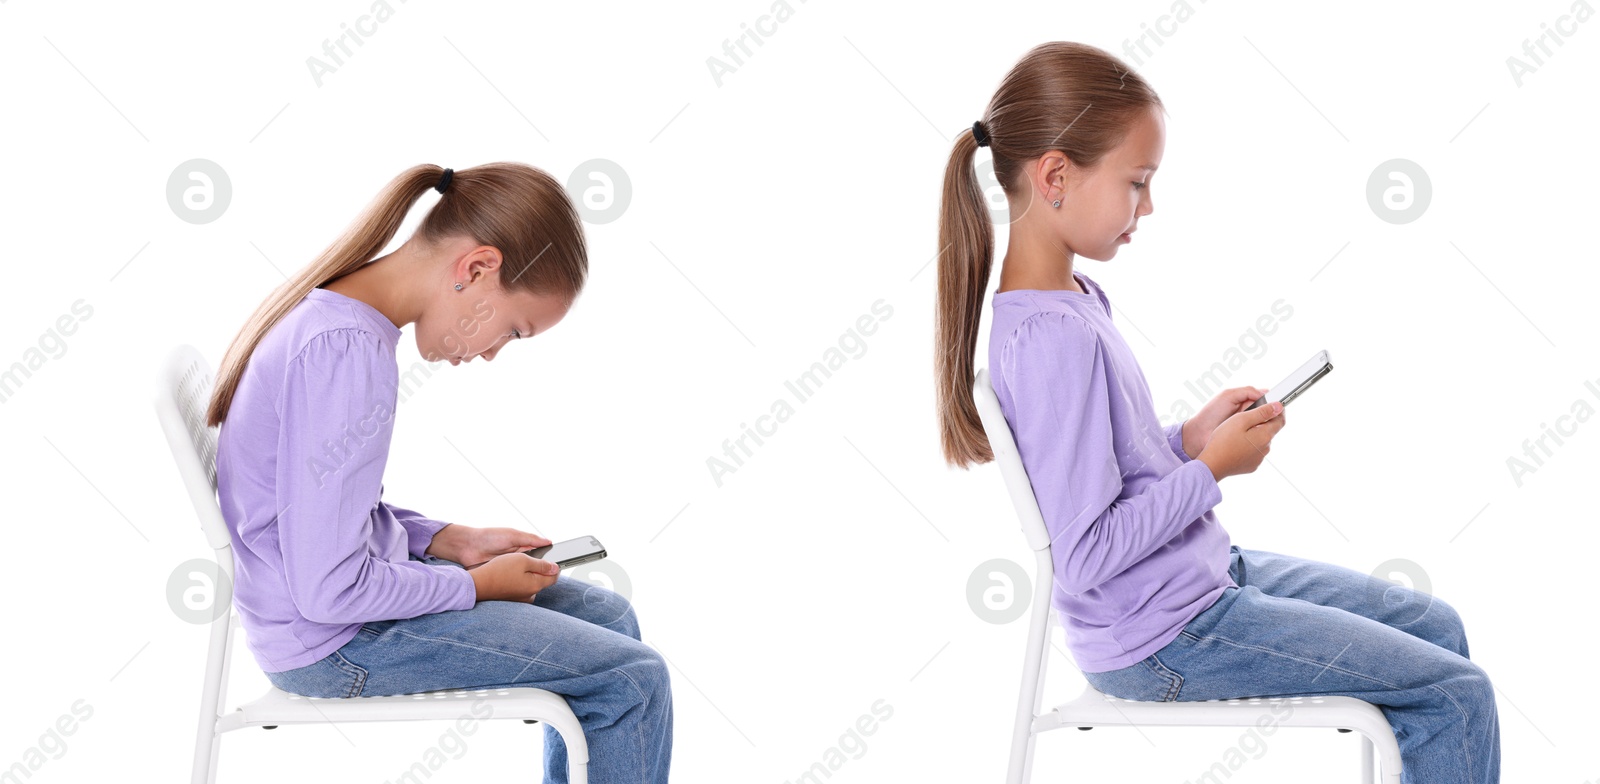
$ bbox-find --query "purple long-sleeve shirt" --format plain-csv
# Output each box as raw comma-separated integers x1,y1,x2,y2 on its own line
216,286,476,674
988,269,1233,674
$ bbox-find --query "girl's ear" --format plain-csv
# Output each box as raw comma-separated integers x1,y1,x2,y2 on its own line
1032,151,1071,201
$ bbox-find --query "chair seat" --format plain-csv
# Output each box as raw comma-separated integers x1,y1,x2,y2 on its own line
215,684,583,742
1037,683,1392,738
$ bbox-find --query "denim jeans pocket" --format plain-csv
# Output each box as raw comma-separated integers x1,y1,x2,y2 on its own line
358,620,392,638
264,648,369,699
1083,651,1184,702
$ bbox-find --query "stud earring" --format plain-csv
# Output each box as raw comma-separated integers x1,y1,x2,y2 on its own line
454,283,463,291
1052,199,1061,208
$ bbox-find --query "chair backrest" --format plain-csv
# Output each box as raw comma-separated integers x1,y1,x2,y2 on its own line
975,366,1078,741
154,345,252,752
152,342,240,674
972,367,1051,553
152,345,234,554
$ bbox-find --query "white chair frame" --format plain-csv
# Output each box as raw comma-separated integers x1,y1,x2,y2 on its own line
153,344,589,784
972,367,1401,784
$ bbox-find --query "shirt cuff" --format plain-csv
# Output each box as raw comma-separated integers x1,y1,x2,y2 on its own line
438,563,477,610
394,512,452,560
1184,455,1223,508
1165,419,1193,463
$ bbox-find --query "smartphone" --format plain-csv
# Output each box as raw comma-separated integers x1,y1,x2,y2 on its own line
1245,350,1332,411
521,536,607,568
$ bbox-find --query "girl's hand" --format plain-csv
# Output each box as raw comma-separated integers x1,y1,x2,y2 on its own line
1197,401,1286,481
1182,386,1268,459
469,551,561,602
429,525,552,569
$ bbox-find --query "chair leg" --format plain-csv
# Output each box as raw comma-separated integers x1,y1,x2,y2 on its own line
1361,734,1375,784
192,730,220,784
555,720,586,784
192,676,224,784
1008,549,1055,784
539,714,587,784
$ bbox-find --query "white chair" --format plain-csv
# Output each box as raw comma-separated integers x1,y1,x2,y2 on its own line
153,344,589,784
971,367,1401,784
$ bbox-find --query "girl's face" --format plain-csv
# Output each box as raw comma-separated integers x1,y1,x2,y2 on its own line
1032,105,1165,262
423,285,568,366
415,246,570,366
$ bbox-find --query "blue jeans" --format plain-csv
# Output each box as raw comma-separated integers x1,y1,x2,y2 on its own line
1081,545,1499,784
263,554,672,784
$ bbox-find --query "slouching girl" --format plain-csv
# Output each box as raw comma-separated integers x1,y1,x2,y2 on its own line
934,42,1498,783
208,162,672,784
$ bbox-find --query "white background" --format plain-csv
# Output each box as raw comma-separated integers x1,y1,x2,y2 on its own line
2,0,1596,782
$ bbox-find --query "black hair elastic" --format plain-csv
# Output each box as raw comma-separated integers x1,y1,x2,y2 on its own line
971,120,991,148
435,168,454,194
